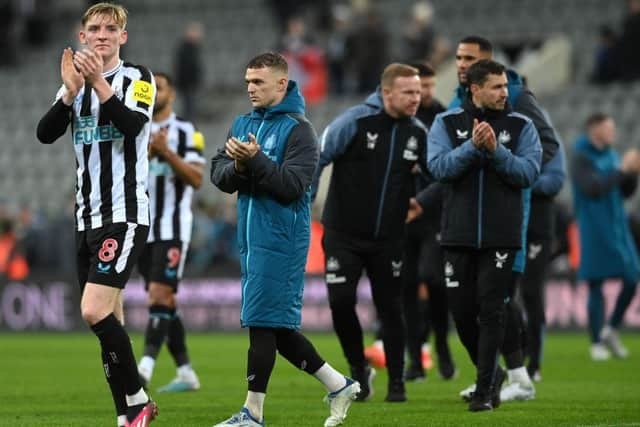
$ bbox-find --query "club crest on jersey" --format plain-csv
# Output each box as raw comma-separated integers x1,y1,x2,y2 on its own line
406,136,418,150
326,256,340,272
263,134,276,151
495,251,508,269
498,130,511,144
366,131,378,149
444,262,454,277
165,268,177,278
403,136,419,161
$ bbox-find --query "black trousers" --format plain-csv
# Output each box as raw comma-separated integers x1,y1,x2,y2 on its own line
323,228,406,383
519,237,552,374
403,231,451,369
443,247,515,394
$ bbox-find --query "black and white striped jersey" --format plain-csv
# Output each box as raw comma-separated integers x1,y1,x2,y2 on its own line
53,60,155,231
148,113,205,243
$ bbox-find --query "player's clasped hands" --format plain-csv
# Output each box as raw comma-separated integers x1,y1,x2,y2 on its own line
148,128,169,159
73,48,104,84
225,132,260,161
472,118,497,153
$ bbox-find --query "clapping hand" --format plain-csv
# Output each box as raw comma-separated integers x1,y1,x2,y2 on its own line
60,48,84,105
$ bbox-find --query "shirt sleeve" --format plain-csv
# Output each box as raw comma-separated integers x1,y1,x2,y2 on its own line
249,120,319,204
310,106,362,201
571,151,631,198
123,68,156,119
491,119,542,188
514,90,559,164
184,126,206,165
427,113,483,182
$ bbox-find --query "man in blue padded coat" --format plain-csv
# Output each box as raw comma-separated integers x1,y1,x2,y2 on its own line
210,52,360,427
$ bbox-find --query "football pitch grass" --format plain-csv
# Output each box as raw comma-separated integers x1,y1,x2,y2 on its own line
1,332,639,426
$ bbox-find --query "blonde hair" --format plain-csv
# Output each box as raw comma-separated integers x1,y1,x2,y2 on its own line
82,2,128,30
381,63,419,88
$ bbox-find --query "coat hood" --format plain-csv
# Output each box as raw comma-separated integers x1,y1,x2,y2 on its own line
251,80,306,119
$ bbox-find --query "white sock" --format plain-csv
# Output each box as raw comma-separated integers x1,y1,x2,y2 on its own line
117,414,127,427
313,362,347,393
138,355,155,381
244,391,265,422
177,363,193,375
125,388,149,406
508,366,532,386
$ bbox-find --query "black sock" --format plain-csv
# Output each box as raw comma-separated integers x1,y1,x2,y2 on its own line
275,329,325,374
167,310,190,367
101,350,127,419
143,305,172,359
91,313,143,396
247,327,277,393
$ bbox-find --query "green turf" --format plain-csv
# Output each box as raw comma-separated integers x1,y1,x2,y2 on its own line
1,332,638,426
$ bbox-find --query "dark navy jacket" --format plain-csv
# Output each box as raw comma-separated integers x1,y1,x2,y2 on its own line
449,69,558,165
210,81,317,330
428,99,541,248
311,89,428,241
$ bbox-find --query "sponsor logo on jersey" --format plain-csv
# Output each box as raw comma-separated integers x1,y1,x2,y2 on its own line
149,159,174,176
366,131,378,149
528,243,542,260
97,262,111,274
456,129,468,139
326,273,347,284
193,131,205,151
73,115,123,145
391,260,403,277
132,80,154,105
495,251,508,269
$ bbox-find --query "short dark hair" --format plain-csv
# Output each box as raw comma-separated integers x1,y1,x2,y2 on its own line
466,59,506,86
409,62,435,77
459,35,493,54
153,72,174,88
246,52,288,74
381,63,419,88
585,112,611,128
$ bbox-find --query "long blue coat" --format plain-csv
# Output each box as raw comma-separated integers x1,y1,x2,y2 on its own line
210,81,319,329
571,135,640,281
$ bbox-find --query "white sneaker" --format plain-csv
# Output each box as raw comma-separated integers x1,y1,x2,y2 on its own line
590,343,611,361
531,371,542,382
323,377,361,427
459,383,476,402
213,407,263,427
601,326,629,358
500,381,535,401
157,369,200,392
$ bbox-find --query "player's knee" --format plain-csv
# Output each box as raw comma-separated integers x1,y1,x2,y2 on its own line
81,304,109,325
148,283,175,306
